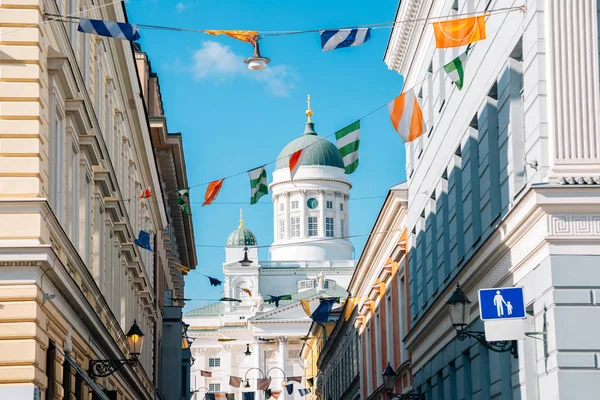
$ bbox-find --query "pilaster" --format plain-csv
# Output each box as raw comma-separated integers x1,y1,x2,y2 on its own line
546,0,600,179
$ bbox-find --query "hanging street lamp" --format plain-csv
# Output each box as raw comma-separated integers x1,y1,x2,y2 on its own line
382,362,425,399
240,247,253,267
446,283,518,358
244,37,271,70
244,343,252,357
88,320,145,379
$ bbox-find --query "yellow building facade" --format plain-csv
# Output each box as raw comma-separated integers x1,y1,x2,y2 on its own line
0,1,195,399
300,310,340,400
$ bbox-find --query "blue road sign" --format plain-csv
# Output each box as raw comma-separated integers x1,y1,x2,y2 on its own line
478,287,526,321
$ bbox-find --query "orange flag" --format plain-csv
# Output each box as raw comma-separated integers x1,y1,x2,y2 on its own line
271,390,282,399
433,15,487,48
387,89,424,142
203,179,224,206
241,287,253,297
289,149,303,181
257,378,272,391
140,188,151,198
205,30,258,45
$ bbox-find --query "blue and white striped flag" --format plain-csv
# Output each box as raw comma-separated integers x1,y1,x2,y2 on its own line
298,388,311,397
78,18,140,41
319,28,371,52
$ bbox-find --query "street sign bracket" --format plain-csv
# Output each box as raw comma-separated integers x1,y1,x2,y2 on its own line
524,331,547,341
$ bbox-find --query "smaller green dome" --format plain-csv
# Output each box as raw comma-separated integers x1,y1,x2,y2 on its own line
226,219,257,248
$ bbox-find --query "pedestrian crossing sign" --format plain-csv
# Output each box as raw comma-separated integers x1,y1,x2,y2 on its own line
478,287,526,321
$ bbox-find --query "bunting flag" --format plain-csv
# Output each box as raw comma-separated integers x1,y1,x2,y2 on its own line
345,297,359,321
266,389,272,399
241,287,253,297
258,337,275,342
201,370,212,377
171,260,191,274
219,338,237,342
205,30,258,45
289,149,303,181
335,120,360,174
320,28,371,52
230,376,243,388
226,394,235,400
307,378,314,387
175,187,191,215
285,384,294,395
443,45,471,90
77,18,141,41
266,294,293,307
243,393,255,400
311,298,336,323
433,15,487,48
257,378,272,391
288,377,302,384
387,89,425,142
300,300,312,317
220,297,242,303
134,230,152,252
270,390,282,399
207,276,223,286
203,179,225,206
215,394,227,400
298,388,311,397
248,166,268,205
140,188,151,198
206,394,216,400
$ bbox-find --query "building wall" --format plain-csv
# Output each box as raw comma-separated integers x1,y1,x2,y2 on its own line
0,1,194,399
385,0,600,398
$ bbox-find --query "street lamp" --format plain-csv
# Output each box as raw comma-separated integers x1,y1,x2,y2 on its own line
446,283,518,358
244,38,270,70
243,367,265,389
267,367,288,387
89,320,144,379
382,362,425,400
244,343,252,357
240,247,253,267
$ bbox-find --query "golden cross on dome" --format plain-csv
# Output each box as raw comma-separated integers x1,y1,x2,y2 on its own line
306,94,313,123
239,208,244,227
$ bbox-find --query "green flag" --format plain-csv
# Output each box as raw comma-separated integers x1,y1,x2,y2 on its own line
176,196,191,215
335,120,360,174
248,166,268,205
443,46,471,90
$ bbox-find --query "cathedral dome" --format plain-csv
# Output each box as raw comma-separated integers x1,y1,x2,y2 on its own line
226,218,257,248
274,122,344,171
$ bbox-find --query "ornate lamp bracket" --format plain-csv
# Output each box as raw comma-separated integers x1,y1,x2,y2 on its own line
88,359,135,379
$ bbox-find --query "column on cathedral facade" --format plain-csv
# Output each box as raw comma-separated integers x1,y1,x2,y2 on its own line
278,337,288,400
253,342,264,400
318,190,325,237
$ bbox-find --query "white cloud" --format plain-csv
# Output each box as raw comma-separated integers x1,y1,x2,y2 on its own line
189,41,296,97
175,2,186,12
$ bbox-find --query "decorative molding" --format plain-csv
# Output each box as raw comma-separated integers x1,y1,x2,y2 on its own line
548,214,600,236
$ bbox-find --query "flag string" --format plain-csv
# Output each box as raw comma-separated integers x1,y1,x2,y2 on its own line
191,226,406,249
43,5,524,38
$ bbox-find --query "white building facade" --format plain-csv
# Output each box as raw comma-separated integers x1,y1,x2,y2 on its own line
385,0,600,399
185,111,356,400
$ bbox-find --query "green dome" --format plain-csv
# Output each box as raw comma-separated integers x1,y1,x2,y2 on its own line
274,122,344,171
226,221,257,248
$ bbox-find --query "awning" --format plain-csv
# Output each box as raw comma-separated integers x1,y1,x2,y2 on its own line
62,352,110,400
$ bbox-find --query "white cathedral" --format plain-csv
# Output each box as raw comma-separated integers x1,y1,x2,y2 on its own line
185,101,357,400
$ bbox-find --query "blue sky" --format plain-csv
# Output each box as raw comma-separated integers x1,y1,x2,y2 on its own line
126,0,407,311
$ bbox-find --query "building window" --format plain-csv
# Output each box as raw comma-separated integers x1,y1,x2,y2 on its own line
208,358,220,367
49,77,66,224
280,203,284,212
340,203,344,211
45,342,57,399
326,217,334,237
326,200,333,209
209,383,220,392
291,217,300,237
291,200,299,209
340,219,345,238
308,217,318,237
279,219,285,239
